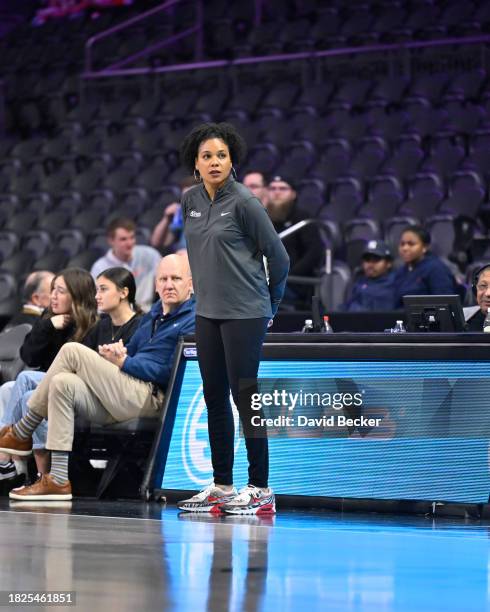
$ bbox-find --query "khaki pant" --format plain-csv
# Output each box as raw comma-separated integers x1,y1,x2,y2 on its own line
27,343,163,452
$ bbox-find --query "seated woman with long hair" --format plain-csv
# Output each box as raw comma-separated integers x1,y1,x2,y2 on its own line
0,267,142,481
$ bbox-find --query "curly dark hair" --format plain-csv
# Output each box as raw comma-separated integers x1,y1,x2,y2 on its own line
180,122,247,172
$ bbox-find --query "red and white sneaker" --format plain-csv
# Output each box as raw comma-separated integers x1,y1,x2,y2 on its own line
221,485,276,515
177,482,237,514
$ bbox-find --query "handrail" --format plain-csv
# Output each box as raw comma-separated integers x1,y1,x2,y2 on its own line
278,220,334,308
83,33,490,80
105,26,201,72
278,219,323,241
84,0,199,73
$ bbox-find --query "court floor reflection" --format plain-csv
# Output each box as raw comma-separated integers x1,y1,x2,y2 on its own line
0,499,488,611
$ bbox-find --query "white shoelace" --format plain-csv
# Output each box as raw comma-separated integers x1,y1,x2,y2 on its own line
191,482,234,501
191,482,219,501
232,485,261,504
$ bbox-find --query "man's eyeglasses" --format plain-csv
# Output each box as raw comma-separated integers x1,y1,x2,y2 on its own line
476,284,490,292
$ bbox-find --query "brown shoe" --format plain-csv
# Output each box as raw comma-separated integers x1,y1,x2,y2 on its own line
0,426,32,456
9,474,72,501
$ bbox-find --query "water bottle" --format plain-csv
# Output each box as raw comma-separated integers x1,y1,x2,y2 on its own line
169,205,183,232
302,319,314,333
391,320,406,333
323,315,334,333
484,311,490,333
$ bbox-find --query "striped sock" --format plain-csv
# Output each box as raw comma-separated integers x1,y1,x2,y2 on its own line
13,410,43,440
50,451,69,485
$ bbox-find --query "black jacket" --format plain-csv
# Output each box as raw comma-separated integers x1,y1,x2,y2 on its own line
20,316,75,371
466,309,485,332
272,205,324,277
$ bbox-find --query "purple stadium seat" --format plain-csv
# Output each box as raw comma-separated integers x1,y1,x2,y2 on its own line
439,170,485,217
331,79,372,107
446,69,486,99
0,251,36,276
382,134,424,180
426,214,456,258
371,2,408,34
0,232,20,262
443,98,487,135
311,138,352,183
368,106,410,142
404,96,450,137
422,134,466,177
362,174,404,221
369,76,409,104
311,8,341,43
439,1,476,27
350,136,388,180
340,5,374,37
296,178,326,215
324,177,363,223
56,229,87,258
343,218,381,242
293,83,334,112
245,143,280,175
276,140,316,180
21,230,53,260
330,111,372,142
400,172,444,219
33,248,69,273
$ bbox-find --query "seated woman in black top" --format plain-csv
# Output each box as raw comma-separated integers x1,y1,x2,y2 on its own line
84,267,142,349
393,225,456,309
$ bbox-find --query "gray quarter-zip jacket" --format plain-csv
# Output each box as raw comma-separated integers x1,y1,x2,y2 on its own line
182,176,289,319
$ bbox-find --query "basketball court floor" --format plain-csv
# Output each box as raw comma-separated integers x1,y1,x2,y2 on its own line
0,498,487,611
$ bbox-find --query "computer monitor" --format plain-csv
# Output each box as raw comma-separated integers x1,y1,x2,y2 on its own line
403,295,466,332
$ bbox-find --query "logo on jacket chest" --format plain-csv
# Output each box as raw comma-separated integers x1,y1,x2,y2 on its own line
190,210,202,218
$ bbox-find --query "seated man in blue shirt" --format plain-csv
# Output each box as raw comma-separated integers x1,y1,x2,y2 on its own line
0,254,196,501
344,240,395,311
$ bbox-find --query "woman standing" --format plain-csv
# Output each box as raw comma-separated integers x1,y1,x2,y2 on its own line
394,225,456,308
178,123,289,515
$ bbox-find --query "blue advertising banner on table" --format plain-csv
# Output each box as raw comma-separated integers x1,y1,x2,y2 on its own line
160,359,490,503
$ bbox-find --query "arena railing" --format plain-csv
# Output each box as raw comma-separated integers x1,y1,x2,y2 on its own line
83,33,490,81
84,0,204,74
279,220,335,311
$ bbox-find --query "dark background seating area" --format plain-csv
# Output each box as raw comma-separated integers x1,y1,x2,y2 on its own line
0,0,489,322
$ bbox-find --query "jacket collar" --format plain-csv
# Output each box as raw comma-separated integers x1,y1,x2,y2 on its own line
150,297,195,321
200,174,235,201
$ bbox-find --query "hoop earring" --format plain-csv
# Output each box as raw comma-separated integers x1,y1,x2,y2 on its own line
194,169,202,182
231,167,238,180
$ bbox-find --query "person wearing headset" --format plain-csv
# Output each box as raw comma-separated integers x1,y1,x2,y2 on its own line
465,264,490,331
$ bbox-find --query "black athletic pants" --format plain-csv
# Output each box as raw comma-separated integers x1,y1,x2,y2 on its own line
195,315,269,488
